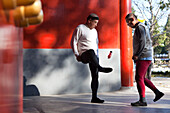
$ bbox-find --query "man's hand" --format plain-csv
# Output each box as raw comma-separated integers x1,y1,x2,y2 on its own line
132,55,138,60
76,55,81,62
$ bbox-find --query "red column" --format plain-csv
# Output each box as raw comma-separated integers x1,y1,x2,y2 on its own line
120,0,133,87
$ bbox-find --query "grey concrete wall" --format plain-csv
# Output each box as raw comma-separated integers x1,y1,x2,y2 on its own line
23,49,121,95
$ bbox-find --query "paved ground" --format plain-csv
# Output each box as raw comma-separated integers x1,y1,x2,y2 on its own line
23,77,170,113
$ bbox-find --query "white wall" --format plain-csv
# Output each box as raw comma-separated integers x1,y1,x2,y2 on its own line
23,49,121,95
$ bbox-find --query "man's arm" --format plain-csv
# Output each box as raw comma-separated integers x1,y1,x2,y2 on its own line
71,27,81,61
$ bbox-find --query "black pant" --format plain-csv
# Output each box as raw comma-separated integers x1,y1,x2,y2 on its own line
146,62,153,80
81,49,100,98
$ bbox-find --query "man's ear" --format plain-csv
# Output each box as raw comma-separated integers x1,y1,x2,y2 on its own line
87,19,92,23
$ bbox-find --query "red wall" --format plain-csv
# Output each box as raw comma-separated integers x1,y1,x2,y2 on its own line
24,0,120,49
0,3,23,113
23,0,133,87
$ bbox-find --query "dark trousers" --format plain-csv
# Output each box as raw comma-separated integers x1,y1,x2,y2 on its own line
81,49,100,98
146,62,153,80
135,60,157,98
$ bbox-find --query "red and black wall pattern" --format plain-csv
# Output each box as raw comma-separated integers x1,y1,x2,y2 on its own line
24,0,120,49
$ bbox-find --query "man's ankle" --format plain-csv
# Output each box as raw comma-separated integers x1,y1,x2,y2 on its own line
140,97,146,103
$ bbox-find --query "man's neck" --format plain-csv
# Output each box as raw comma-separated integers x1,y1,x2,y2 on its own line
85,23,91,29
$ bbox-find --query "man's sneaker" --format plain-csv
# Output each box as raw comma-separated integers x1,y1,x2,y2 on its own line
91,98,104,103
99,67,112,73
154,92,164,102
131,101,147,106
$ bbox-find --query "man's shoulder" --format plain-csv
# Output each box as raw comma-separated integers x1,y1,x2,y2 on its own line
77,24,86,29
137,23,147,29
136,23,146,32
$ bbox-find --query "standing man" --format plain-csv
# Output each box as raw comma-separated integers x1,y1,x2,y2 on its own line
146,45,154,80
146,62,153,80
125,13,164,106
71,13,112,103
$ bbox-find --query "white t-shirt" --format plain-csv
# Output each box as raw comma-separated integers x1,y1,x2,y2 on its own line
71,24,98,56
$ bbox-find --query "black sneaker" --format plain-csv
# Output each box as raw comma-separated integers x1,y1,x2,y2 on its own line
99,67,113,73
91,98,104,103
131,101,147,106
153,92,164,102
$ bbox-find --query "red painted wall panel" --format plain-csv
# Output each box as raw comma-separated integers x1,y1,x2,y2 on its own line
0,3,23,113
24,0,120,49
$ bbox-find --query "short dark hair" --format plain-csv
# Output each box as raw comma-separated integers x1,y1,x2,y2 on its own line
87,13,99,21
125,13,137,20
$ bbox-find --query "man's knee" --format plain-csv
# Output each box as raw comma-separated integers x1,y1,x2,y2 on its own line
135,75,143,82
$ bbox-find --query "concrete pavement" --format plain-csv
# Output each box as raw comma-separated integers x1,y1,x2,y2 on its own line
23,77,170,113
